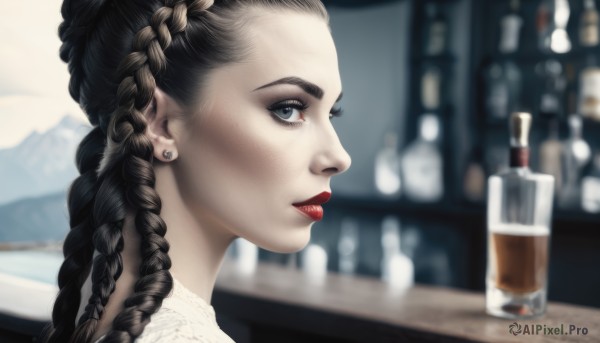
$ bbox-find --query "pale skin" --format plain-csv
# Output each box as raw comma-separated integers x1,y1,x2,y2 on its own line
77,9,351,341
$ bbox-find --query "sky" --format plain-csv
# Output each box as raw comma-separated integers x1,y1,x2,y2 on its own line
0,1,87,149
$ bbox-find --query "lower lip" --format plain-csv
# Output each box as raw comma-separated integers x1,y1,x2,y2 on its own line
294,204,324,221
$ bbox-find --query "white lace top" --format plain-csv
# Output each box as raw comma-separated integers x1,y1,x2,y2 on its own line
95,279,235,343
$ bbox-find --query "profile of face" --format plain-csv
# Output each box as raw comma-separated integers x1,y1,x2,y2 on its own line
164,10,351,254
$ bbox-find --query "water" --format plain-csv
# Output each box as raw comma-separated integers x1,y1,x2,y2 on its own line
0,250,62,285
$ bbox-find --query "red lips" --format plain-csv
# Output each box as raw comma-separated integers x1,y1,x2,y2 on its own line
293,192,331,221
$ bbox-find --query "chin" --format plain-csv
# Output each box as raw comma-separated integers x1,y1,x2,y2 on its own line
254,224,313,254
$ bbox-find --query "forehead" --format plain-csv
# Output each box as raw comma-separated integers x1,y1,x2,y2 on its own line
224,9,341,93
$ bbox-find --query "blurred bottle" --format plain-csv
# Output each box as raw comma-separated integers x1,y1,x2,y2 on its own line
423,3,448,56
537,0,571,54
536,59,565,198
421,64,442,111
484,61,522,121
536,59,566,119
463,146,486,203
338,218,359,275
552,0,572,53
380,216,414,291
536,0,552,51
374,132,402,197
499,0,523,54
235,238,258,275
581,152,600,213
580,0,600,47
538,116,563,197
401,114,443,203
578,55,600,121
559,114,591,208
302,243,328,283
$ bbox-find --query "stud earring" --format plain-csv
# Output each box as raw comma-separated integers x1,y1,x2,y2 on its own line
162,150,173,160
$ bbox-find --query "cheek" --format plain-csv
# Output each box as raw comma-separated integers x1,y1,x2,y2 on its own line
175,104,310,246
196,111,294,189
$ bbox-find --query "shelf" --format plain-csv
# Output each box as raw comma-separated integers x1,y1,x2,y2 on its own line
410,53,457,65
327,195,600,233
327,196,483,221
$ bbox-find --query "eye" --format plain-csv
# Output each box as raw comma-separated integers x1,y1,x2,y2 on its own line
273,106,302,121
268,100,307,126
330,105,344,119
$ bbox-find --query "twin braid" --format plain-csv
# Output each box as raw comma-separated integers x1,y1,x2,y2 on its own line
78,1,213,342
44,127,105,343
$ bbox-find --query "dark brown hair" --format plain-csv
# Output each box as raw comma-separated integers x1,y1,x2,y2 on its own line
43,0,327,342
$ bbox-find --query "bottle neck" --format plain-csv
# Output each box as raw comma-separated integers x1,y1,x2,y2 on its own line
510,146,530,168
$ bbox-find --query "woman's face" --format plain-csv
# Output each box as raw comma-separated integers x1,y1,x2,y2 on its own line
173,10,351,253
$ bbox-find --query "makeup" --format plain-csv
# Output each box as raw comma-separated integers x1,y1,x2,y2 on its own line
293,191,331,221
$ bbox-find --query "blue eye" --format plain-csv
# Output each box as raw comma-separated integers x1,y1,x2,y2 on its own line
268,100,307,127
273,106,302,121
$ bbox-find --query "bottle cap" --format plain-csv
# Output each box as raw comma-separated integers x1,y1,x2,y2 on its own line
510,112,532,147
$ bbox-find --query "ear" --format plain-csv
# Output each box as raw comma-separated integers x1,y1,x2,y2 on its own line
144,87,179,162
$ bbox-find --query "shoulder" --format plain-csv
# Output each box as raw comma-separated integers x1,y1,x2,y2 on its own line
135,302,234,343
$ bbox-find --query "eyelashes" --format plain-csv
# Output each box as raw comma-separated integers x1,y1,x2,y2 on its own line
267,99,344,128
330,106,344,118
268,99,307,127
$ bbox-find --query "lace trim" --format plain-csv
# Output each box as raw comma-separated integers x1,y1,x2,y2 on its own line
94,278,235,342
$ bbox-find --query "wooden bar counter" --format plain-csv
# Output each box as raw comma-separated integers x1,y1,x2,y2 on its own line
213,261,599,343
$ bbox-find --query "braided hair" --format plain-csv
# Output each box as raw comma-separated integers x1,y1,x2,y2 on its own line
43,1,327,342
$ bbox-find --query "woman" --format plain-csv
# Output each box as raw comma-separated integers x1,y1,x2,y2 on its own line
43,0,350,342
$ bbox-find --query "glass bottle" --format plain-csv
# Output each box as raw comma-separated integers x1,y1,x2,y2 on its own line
234,238,258,275
536,59,566,120
463,146,486,203
338,217,359,275
486,112,555,319
536,0,552,52
302,243,328,283
551,0,572,53
537,0,571,54
581,152,600,213
484,61,522,121
421,64,442,111
499,0,523,54
380,216,414,291
578,55,600,120
401,114,443,203
580,0,600,47
374,132,402,197
559,114,591,209
538,116,563,197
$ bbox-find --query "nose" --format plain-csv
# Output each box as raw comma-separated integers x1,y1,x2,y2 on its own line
310,124,352,176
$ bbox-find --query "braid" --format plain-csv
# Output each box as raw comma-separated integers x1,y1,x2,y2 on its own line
58,0,114,126
50,0,327,341
43,127,105,343
69,168,127,343
93,1,213,341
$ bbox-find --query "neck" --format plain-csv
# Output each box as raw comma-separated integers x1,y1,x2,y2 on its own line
150,163,237,303
510,146,529,168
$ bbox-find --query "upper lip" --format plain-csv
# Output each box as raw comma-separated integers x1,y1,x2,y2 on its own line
293,191,331,206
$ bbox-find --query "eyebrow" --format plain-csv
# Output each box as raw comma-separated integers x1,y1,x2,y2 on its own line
254,76,343,103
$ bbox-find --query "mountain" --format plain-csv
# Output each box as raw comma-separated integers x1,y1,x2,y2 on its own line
0,192,69,242
0,116,90,205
